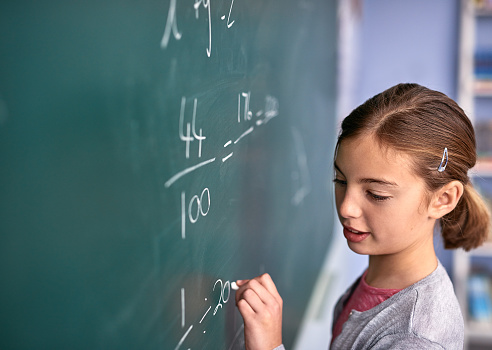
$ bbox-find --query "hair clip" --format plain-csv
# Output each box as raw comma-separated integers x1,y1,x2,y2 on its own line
438,147,448,172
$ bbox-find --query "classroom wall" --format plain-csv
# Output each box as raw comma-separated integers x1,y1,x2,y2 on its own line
294,0,461,348
355,0,460,104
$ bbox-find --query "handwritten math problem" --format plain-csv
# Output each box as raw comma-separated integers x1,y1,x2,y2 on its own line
175,279,236,350
161,2,280,348
161,0,237,57
164,92,279,189
165,90,279,349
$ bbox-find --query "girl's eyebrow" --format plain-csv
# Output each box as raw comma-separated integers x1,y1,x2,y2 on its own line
334,162,399,187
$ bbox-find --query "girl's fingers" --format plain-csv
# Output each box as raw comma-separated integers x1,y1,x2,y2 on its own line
239,287,266,314
235,279,250,305
255,273,282,303
234,273,283,350
242,274,282,308
236,294,255,318
235,274,282,312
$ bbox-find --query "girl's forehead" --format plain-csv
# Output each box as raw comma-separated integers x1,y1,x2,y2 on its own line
335,135,416,180
337,135,399,160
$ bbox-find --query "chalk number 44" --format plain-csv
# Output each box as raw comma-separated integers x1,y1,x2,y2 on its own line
179,97,206,159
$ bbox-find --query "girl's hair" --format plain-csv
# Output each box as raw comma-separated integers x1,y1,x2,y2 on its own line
336,83,490,251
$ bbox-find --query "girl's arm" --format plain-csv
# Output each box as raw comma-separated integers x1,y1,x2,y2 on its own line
234,273,283,350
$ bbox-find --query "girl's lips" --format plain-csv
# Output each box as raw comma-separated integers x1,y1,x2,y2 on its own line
344,225,370,234
343,226,371,243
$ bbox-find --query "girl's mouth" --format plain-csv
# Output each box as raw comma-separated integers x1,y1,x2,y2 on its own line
343,226,371,243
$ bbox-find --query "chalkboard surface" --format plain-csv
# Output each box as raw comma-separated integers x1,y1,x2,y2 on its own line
0,1,337,349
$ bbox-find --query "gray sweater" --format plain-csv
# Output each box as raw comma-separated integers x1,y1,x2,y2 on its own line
273,262,463,350
329,261,463,349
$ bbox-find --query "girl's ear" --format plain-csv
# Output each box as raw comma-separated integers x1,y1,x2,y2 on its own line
428,181,464,219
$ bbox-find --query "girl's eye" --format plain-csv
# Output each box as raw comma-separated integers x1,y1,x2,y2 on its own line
333,178,347,186
367,192,390,202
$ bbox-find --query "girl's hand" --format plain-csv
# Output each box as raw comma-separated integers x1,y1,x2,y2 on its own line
234,273,283,350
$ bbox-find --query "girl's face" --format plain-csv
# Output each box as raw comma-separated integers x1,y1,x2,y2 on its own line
334,135,437,257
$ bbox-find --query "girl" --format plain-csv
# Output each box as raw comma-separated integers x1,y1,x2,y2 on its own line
234,83,491,350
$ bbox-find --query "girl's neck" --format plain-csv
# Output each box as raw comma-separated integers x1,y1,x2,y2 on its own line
365,238,438,290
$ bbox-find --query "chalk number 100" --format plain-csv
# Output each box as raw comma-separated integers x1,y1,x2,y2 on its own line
181,188,211,239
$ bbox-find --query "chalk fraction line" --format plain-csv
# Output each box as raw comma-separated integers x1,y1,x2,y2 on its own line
166,126,257,187
199,306,212,323
165,158,216,188
234,126,254,144
174,325,193,350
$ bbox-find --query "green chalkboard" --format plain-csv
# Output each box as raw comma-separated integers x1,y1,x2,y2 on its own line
0,1,337,349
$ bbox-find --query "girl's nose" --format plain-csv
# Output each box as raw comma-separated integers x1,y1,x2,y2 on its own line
337,190,362,219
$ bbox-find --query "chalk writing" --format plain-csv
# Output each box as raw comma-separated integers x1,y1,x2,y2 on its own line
222,152,234,162
256,95,279,125
181,288,185,328
221,0,236,28
174,279,234,350
188,187,210,223
167,90,279,348
179,97,206,159
161,0,237,57
199,305,211,323
238,92,252,122
164,92,278,187
234,126,254,144
222,140,233,162
181,188,211,239
161,0,182,49
174,324,193,350
212,279,231,315
164,157,216,188
193,0,212,56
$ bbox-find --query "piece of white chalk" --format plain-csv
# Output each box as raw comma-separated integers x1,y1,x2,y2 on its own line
231,281,239,290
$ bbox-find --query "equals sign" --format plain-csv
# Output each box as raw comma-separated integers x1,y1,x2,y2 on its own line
222,140,233,162
255,110,264,125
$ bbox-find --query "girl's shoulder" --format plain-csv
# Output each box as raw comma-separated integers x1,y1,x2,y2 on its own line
373,262,463,349
374,262,462,323
400,262,463,346
331,262,464,350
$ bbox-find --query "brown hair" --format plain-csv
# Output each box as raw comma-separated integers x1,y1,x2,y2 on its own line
336,83,490,251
